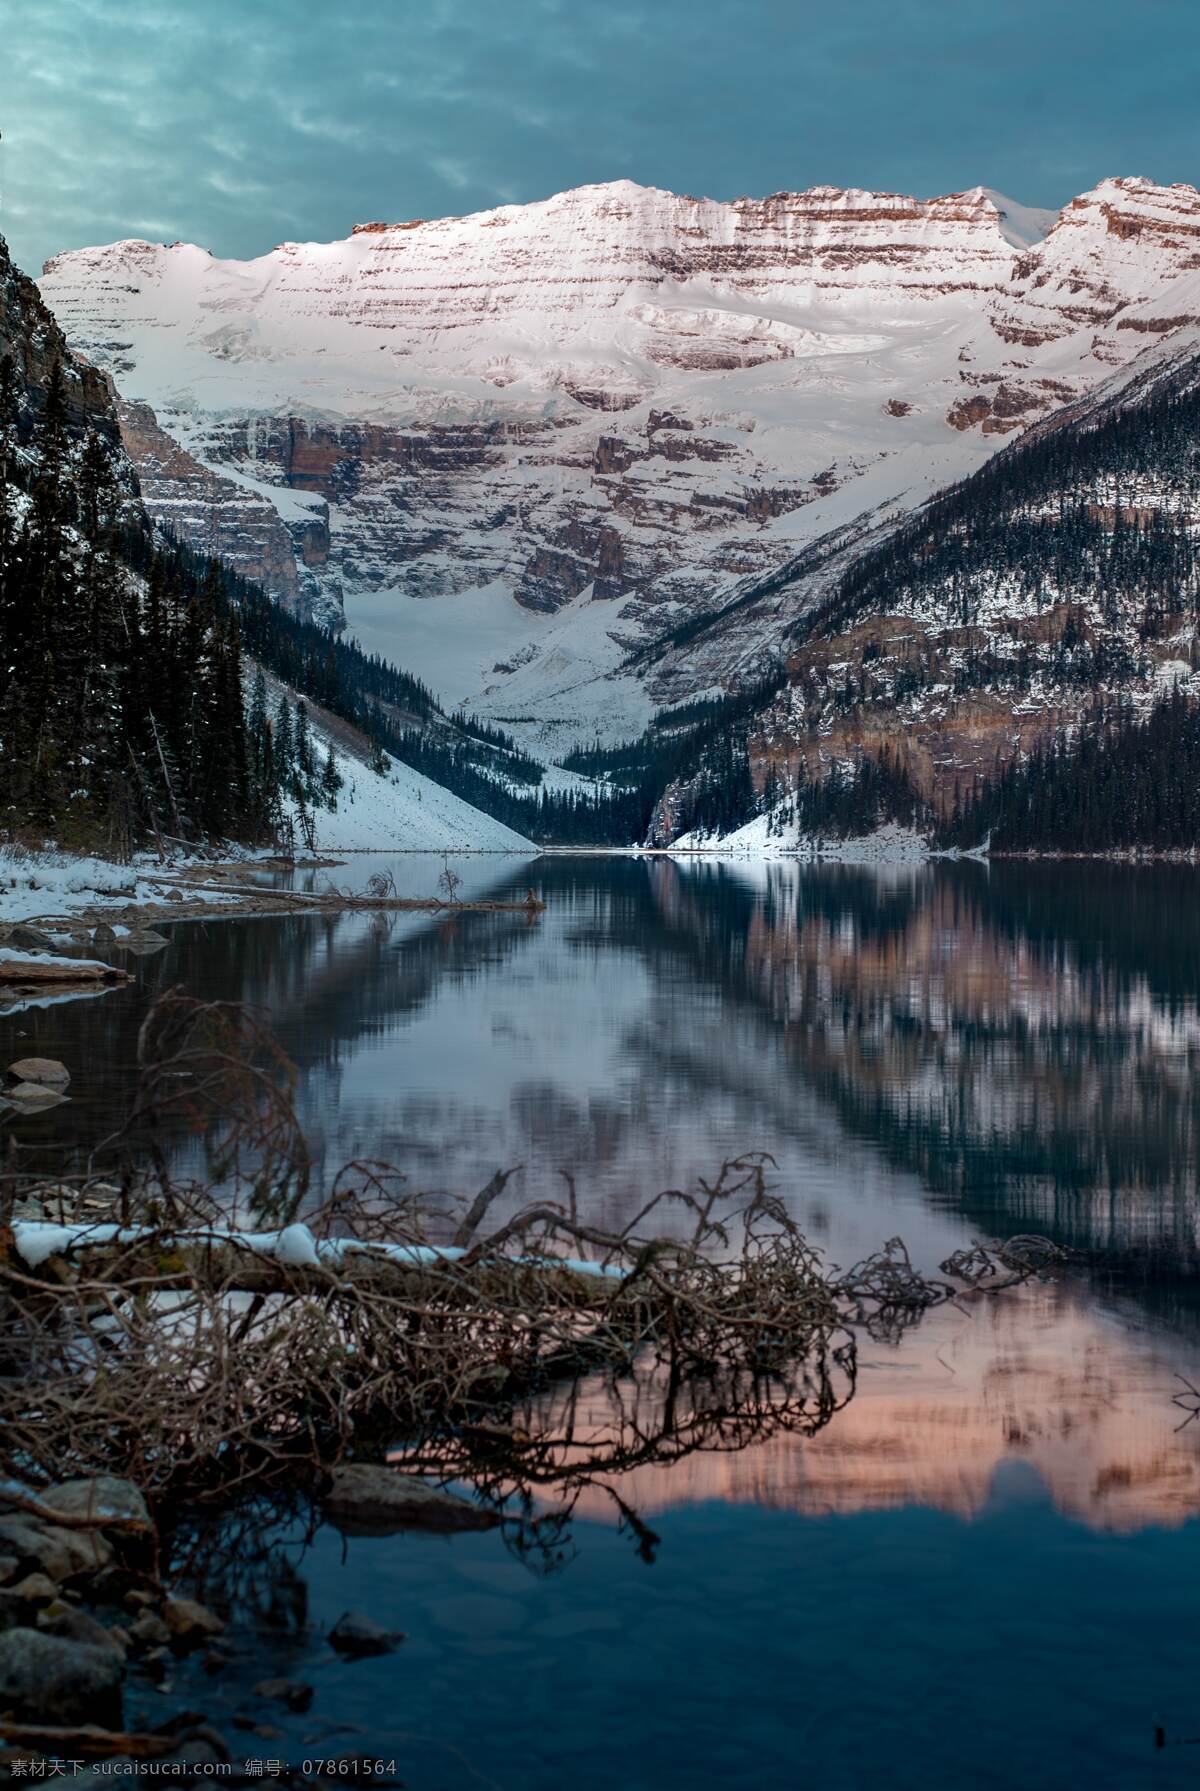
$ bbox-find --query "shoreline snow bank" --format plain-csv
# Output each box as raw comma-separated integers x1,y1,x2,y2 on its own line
668,816,935,862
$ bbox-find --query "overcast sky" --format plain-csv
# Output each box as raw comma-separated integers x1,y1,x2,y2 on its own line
4,0,1198,275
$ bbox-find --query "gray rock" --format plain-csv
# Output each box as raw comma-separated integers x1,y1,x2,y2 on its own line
254,1676,315,1711
0,1518,54,1572
328,1610,403,1659
9,925,57,952
163,1596,225,1644
0,1627,123,1724
91,922,117,945
322,1463,501,1535
10,1570,59,1605
37,1601,126,1657
7,1056,70,1087
128,1608,171,1650
0,1516,113,1580
5,1081,66,1108
48,1474,152,1532
130,928,169,945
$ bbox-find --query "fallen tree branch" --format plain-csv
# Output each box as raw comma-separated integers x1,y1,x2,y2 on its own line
0,1483,150,1535
0,1722,178,1759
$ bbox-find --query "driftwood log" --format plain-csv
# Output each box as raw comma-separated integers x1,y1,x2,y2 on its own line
0,958,130,987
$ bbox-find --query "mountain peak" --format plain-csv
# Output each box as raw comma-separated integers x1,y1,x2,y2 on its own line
977,188,1058,249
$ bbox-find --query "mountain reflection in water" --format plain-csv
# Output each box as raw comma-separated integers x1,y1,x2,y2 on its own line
533,1281,1200,1537
8,852,1200,1542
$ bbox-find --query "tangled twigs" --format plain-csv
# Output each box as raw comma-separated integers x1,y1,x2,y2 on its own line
939,1234,1071,1292
0,1484,149,1533
1174,1375,1200,1429
0,997,1069,1510
399,1344,859,1570
0,1156,1064,1505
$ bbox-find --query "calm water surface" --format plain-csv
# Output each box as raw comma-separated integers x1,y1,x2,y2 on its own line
8,854,1200,1789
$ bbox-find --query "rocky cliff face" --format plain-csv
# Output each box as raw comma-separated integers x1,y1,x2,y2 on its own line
115,399,335,619
1,233,124,457
37,176,1200,739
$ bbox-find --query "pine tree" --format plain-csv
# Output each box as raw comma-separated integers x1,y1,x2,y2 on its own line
248,667,269,774
295,700,316,794
321,743,342,810
0,354,18,594
274,695,295,788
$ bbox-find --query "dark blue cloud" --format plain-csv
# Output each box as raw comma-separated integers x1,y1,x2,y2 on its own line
4,0,1198,274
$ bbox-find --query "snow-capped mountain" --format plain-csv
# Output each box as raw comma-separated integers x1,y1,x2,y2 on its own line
39,176,1200,744
0,222,532,857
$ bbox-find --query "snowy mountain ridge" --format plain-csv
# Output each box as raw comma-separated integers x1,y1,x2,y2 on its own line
38,175,1200,746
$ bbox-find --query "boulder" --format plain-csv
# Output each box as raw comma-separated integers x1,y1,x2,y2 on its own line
48,1474,152,1531
0,1627,123,1724
10,1570,59,1605
128,1608,171,1650
7,1056,70,1087
328,1610,403,1659
92,922,117,944
37,1601,126,1656
254,1676,315,1711
6,1082,66,1108
0,1515,113,1580
163,1596,225,1644
321,1463,501,1535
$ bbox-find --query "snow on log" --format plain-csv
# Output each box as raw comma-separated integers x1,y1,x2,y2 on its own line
0,949,130,987
9,1217,626,1286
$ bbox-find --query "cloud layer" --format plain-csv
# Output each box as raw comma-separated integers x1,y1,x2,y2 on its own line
5,0,1199,274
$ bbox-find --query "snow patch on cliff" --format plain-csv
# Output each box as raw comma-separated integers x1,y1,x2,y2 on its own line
345,580,653,750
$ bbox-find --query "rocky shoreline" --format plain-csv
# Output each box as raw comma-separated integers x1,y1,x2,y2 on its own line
0,862,545,966
0,1464,502,1777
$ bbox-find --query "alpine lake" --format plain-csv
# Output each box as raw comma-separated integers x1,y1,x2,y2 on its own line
6,851,1200,1791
